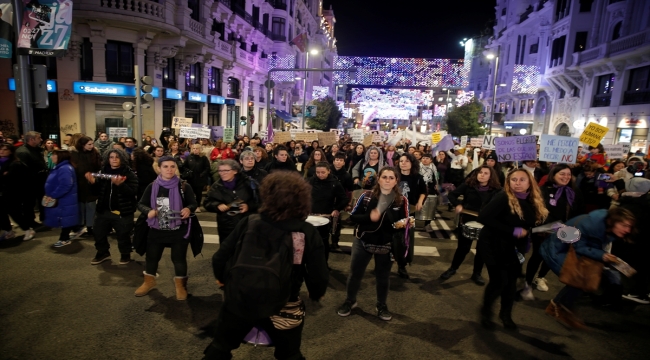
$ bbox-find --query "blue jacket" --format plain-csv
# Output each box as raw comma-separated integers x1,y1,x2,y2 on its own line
540,209,613,275
44,160,79,228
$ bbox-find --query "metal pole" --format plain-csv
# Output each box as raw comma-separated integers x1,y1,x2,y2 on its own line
134,65,142,140
12,0,34,133
489,47,500,135
266,72,271,131
302,52,308,130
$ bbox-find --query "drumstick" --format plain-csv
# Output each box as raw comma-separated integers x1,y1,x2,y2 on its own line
460,209,479,217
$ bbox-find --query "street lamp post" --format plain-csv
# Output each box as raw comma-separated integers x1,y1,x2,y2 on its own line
302,49,320,130
486,46,501,135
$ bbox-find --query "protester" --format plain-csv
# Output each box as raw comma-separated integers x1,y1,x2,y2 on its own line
204,171,328,360
330,153,353,249
442,165,502,285
446,145,468,187
71,136,102,238
265,145,298,173
135,156,198,300
239,150,268,184
181,144,211,211
396,153,426,279
303,148,327,179
94,132,115,157
131,148,158,201
43,150,80,247
0,143,34,241
43,139,57,169
253,147,270,169
85,149,139,265
338,167,409,321
352,145,385,190
477,169,548,330
347,144,365,173
16,131,47,226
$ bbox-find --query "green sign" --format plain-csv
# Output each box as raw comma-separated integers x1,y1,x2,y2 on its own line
224,128,235,143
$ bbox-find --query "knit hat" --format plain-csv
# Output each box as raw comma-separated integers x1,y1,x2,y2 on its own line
485,152,498,162
626,177,650,194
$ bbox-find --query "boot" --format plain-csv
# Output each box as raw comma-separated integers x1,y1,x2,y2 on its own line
499,310,518,330
480,306,495,330
174,276,188,300
471,272,485,286
545,300,586,329
135,273,157,297
330,240,340,251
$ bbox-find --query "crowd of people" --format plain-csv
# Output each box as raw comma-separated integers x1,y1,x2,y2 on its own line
1,128,649,359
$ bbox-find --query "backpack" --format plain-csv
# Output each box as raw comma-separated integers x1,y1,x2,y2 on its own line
225,214,294,319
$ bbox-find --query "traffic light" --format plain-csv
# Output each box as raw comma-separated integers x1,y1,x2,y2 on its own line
248,101,254,108
138,75,154,108
240,116,247,126
123,101,135,119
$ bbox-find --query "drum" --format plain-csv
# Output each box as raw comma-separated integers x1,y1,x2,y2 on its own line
243,326,272,346
461,221,484,241
415,195,438,221
305,215,330,227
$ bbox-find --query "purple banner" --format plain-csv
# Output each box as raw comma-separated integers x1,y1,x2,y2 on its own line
494,135,537,162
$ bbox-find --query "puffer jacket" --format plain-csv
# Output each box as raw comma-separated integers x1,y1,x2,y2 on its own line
350,191,409,245
92,166,139,216
44,160,79,228
308,174,348,215
204,174,260,234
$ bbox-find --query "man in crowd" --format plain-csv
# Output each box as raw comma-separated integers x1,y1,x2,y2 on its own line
124,137,137,155
239,150,268,184
16,131,47,229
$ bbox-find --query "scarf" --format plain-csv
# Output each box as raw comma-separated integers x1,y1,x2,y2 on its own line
514,191,529,200
420,164,434,184
223,178,237,191
0,157,9,165
552,184,575,206
386,151,394,167
147,175,190,238
477,185,490,191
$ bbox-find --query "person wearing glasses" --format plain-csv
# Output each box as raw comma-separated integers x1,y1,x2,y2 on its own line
204,159,259,241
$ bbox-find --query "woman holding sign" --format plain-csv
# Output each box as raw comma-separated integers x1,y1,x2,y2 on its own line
477,169,548,330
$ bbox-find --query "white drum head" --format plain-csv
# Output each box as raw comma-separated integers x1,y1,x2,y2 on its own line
306,215,330,226
557,226,581,243
464,221,484,229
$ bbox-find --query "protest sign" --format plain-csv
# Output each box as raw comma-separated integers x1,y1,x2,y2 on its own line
330,129,340,135
470,137,483,147
211,126,224,140
482,135,496,150
371,131,382,143
460,136,468,148
351,129,364,142
431,132,442,144
318,132,338,145
179,127,211,139
539,135,580,164
494,135,537,162
621,143,631,155
363,135,374,147
172,117,192,129
273,132,292,144
579,122,609,147
223,128,234,143
108,127,128,139
604,144,625,159
294,132,319,142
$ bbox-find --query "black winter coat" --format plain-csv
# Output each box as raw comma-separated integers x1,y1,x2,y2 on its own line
242,167,268,185
204,174,260,236
448,184,500,213
350,192,409,246
71,149,102,202
265,159,299,173
477,192,538,267
332,166,354,192
181,154,210,187
308,174,348,215
540,183,585,224
0,159,30,201
92,166,139,216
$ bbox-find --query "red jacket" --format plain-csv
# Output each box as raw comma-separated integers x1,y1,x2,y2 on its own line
210,147,236,161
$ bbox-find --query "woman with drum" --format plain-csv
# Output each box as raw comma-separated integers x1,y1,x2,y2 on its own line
441,165,502,285
337,167,409,321
303,148,327,179
396,153,427,279
477,169,548,330
521,164,585,299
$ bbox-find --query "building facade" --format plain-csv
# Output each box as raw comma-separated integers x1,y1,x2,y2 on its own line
0,0,338,142
472,0,650,151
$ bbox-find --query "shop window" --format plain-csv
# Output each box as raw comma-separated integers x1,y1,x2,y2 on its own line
227,77,240,98
80,38,93,81
185,102,201,124
208,67,221,96
105,41,134,83
185,62,202,93
208,104,221,126
162,57,176,89
162,100,174,128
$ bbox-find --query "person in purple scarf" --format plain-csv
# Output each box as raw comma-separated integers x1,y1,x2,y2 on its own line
476,169,549,330
135,156,197,300
521,164,586,299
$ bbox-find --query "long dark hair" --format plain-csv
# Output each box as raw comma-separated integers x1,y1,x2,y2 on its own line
370,167,404,206
466,165,501,189
398,153,419,175
52,149,72,164
546,164,576,188
132,148,153,171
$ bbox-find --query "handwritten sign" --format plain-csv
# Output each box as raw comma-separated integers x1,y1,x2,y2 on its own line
604,144,625,159
579,122,609,147
431,132,442,144
210,126,224,140
318,132,338,145
539,135,580,164
330,129,340,135
371,131,382,143
108,127,128,138
494,135,537,162
172,117,192,129
274,132,292,144
179,126,211,139
470,137,483,147
482,135,496,150
621,143,631,155
351,129,364,143
223,128,235,143
294,132,319,142
363,135,374,147
460,136,468,148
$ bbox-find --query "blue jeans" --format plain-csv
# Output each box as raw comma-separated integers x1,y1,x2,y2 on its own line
78,201,97,228
345,238,393,305
554,268,621,309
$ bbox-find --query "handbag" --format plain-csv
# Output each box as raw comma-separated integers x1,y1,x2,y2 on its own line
132,212,150,256
362,241,392,255
559,244,604,292
270,297,305,330
41,196,58,208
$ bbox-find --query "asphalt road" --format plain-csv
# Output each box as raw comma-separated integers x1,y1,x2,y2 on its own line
1,207,648,360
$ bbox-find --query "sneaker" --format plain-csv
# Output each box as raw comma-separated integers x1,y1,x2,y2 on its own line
53,240,71,248
471,273,486,286
622,294,650,305
424,223,433,232
439,267,457,280
520,284,535,301
23,229,36,241
376,303,392,321
533,277,549,292
397,266,410,279
337,300,358,317
195,208,201,213
91,251,111,265
119,254,131,265
4,230,16,239
70,227,87,239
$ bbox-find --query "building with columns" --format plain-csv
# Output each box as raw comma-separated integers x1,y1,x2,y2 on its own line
0,0,338,143
471,0,650,151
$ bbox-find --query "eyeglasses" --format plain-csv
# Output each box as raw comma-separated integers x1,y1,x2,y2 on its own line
218,169,233,173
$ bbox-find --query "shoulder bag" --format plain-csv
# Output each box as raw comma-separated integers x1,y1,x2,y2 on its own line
558,216,604,292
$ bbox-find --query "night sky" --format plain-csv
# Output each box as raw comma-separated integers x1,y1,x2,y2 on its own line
322,0,496,59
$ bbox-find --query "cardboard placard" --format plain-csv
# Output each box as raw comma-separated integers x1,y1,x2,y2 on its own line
370,131,382,143
470,137,483,147
273,132,292,144
330,129,340,135
294,132,319,142
108,127,128,138
318,132,338,145
179,126,211,139
482,135,496,150
460,136,468,148
539,135,580,164
579,122,609,147
603,144,625,159
621,143,631,155
351,129,364,143
494,135,537,162
223,128,235,143
431,132,442,144
172,117,192,129
363,134,374,147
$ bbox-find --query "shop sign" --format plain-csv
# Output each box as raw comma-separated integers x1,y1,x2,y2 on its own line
72,81,160,98
187,92,207,103
210,95,226,104
164,89,182,100
617,118,647,129
9,78,57,92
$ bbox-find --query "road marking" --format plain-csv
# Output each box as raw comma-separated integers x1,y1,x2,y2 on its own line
337,242,439,257
340,228,431,239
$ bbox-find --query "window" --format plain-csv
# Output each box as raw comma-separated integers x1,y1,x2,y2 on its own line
519,35,526,64
207,67,221,95
162,57,176,89
519,100,526,114
263,14,269,31
549,35,566,67
248,81,254,101
574,31,588,52
593,73,615,107
212,20,226,41
530,41,539,54
105,41,133,83
623,66,650,105
185,62,201,93
188,0,200,22
259,84,266,102
579,0,594,12
515,36,521,66
527,99,534,113
227,77,240,99
612,22,622,41
559,88,566,99
80,38,93,81
556,0,571,21
272,17,286,37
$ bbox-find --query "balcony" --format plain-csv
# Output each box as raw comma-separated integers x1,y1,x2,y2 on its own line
623,89,650,105
259,96,265,103
189,18,204,37
231,3,253,25
572,29,650,67
267,0,287,11
270,32,287,42
593,93,612,107
89,0,165,21
519,5,534,24
254,22,269,36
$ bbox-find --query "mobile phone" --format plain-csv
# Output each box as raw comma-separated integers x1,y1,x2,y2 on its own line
634,172,644,177
597,174,611,181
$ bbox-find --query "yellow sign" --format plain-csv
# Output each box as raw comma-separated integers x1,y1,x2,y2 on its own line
431,132,442,144
273,132,292,144
579,122,609,147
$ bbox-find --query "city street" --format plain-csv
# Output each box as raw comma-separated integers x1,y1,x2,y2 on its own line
1,208,648,360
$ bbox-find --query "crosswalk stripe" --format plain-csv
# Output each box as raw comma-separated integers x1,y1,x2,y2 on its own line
337,242,439,257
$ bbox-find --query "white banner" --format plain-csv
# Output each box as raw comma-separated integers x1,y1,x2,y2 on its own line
179,126,211,139
108,127,128,138
172,117,193,129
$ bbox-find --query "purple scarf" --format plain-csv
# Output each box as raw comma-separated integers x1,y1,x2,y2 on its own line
514,191,529,200
553,184,575,206
477,185,489,191
386,151,394,167
147,175,190,238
